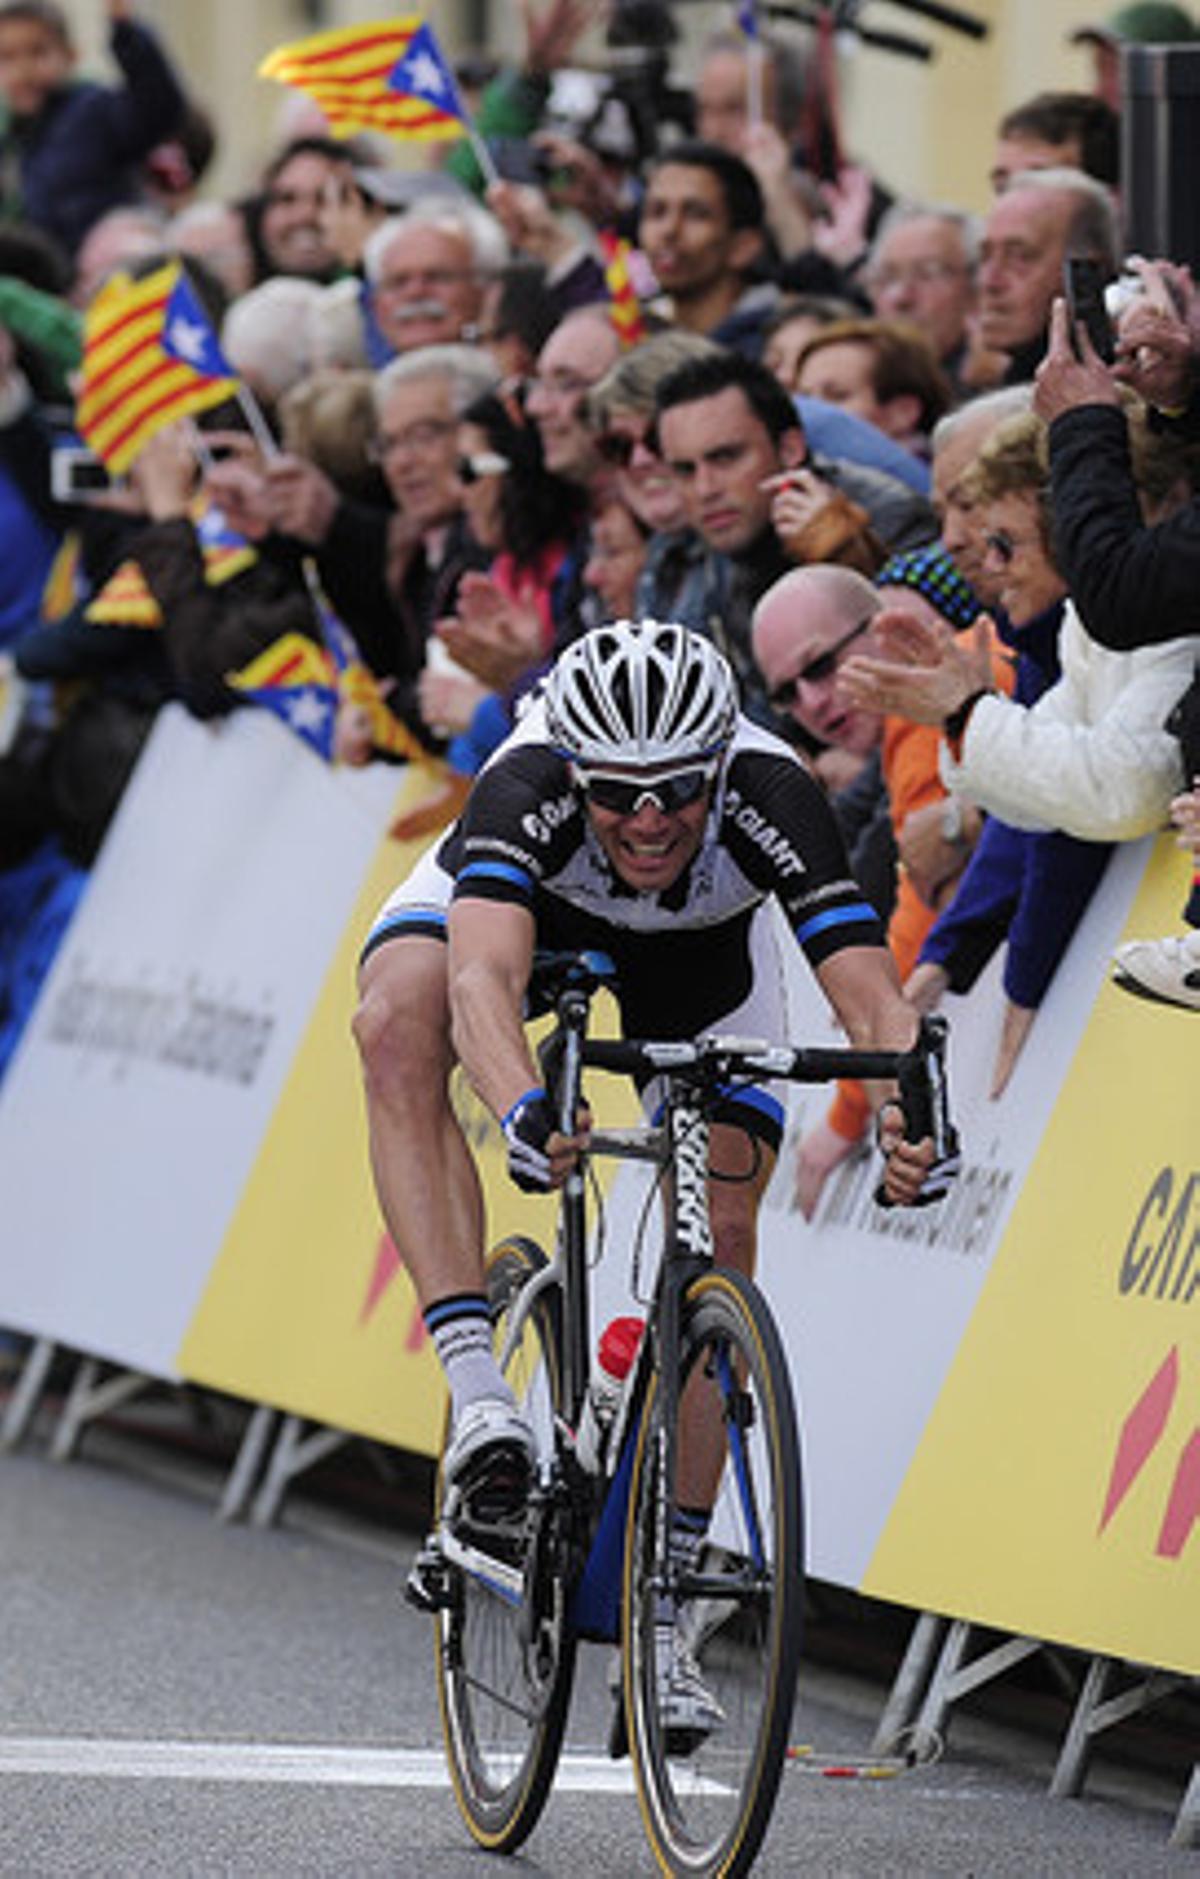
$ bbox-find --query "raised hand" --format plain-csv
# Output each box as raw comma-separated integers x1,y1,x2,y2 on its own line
839,610,992,727
1033,298,1121,425
436,573,545,692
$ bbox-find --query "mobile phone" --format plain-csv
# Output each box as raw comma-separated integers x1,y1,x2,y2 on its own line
486,137,555,188
1063,256,1116,364
50,444,116,502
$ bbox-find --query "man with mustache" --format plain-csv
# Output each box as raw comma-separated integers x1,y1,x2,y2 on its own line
363,200,509,362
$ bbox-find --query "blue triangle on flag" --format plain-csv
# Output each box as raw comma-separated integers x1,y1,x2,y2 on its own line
161,272,234,378
387,21,467,121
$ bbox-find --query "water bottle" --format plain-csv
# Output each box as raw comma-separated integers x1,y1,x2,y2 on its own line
574,1315,644,1473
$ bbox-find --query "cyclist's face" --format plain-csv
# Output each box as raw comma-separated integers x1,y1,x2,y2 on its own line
585,788,711,894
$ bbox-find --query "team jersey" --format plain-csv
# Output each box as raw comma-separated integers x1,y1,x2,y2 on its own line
429,702,884,1040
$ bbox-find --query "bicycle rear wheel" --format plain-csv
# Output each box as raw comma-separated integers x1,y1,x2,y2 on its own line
435,1235,576,1852
623,1267,804,1878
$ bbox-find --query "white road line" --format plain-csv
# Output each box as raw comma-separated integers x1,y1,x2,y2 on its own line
0,1739,643,1791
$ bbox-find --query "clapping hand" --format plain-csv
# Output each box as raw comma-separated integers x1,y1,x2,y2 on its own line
839,610,993,727
436,574,544,693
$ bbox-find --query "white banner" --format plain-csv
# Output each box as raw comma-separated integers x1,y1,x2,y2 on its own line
0,706,400,1373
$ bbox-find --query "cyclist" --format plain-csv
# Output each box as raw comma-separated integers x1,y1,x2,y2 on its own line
354,619,955,1727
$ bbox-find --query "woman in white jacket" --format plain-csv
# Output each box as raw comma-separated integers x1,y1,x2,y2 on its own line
837,407,1197,847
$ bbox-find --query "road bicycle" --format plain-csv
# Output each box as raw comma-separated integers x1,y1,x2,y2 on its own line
409,950,955,1877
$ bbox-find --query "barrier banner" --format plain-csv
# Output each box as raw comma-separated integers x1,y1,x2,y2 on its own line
0,707,403,1373
861,837,1198,1675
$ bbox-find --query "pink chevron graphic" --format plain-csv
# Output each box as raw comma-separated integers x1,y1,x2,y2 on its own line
1098,1347,1178,1533
358,1230,429,1352
359,1231,401,1327
1156,1427,1200,1559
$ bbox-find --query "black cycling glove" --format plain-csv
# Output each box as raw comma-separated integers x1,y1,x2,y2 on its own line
500,1086,557,1192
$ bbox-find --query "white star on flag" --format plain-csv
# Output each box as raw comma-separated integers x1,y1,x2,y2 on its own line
400,49,446,96
287,691,331,734
166,316,207,365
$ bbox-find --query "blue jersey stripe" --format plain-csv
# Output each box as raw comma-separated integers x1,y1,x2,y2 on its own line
794,902,877,946
715,1083,786,1131
363,906,447,952
458,859,535,893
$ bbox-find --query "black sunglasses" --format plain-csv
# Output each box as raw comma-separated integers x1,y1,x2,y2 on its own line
595,429,656,469
576,766,715,816
767,615,872,709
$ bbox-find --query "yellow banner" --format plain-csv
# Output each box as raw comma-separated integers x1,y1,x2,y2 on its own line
865,839,1200,1674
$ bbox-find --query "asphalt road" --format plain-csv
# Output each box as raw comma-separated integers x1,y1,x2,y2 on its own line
0,1416,1193,1877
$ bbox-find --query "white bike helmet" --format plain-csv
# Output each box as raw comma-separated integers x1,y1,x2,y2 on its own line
544,620,737,772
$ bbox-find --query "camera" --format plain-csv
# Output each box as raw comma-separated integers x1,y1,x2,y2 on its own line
50,444,119,502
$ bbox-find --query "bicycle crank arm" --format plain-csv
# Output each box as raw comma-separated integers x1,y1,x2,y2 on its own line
440,1529,525,1607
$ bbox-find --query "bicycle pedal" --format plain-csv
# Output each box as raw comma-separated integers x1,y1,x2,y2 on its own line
664,1724,708,1761
458,1453,533,1528
404,1536,451,1614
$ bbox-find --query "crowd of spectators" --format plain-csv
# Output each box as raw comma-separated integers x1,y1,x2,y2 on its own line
0,0,1197,1176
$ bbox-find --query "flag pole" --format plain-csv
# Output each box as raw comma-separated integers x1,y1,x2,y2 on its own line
747,40,764,127
236,385,280,460
464,120,499,189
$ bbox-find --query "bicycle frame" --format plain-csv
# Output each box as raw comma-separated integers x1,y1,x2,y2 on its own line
497,960,955,1501
431,955,958,1870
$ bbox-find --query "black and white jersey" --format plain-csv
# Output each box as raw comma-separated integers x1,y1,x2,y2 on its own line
364,702,886,1078
426,703,883,1039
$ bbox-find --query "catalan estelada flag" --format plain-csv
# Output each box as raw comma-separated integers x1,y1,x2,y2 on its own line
259,17,469,141
77,263,239,475
85,501,258,628
227,633,339,761
598,230,646,350
315,590,430,765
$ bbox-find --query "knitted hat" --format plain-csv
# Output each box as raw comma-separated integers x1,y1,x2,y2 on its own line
874,544,981,632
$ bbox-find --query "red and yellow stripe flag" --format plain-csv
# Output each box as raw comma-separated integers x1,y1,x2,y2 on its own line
77,263,239,475
259,17,468,141
599,230,646,350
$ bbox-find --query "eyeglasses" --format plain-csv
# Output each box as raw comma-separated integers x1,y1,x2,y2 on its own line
457,451,510,484
575,765,716,816
767,615,872,707
368,420,456,461
983,528,1039,564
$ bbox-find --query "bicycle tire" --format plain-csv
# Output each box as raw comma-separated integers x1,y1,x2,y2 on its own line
622,1267,804,1878
435,1235,577,1852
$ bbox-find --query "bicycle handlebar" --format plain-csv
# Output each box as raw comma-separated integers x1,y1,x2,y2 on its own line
530,951,960,1201
581,1035,910,1085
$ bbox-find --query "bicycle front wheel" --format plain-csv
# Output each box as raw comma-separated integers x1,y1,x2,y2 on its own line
435,1235,576,1853
623,1267,804,1878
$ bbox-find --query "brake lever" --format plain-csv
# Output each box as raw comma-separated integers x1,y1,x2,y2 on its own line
873,1014,960,1210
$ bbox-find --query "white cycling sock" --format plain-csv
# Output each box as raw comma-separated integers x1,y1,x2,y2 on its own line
657,1504,710,1624
424,1293,514,1421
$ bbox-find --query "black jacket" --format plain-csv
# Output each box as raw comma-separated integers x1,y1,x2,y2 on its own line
1048,403,1200,651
